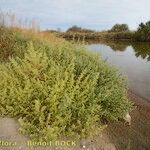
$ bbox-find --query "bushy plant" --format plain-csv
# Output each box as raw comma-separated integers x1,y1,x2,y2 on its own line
0,36,132,141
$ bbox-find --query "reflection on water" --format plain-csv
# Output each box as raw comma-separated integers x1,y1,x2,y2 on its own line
88,41,150,102
132,43,150,61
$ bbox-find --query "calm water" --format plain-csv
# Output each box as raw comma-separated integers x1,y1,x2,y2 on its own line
88,41,150,102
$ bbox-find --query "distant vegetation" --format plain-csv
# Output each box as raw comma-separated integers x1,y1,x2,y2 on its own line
51,22,150,42
109,24,129,32
67,25,95,33
55,24,133,41
59,31,134,41
135,21,150,41
0,12,133,141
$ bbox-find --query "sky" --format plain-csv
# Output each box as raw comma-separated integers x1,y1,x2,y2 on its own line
0,0,150,31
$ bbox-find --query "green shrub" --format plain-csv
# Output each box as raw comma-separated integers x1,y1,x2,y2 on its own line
0,37,132,141
109,24,130,32
135,21,150,41
66,25,95,33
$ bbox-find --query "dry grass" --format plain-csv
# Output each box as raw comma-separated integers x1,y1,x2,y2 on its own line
0,10,39,30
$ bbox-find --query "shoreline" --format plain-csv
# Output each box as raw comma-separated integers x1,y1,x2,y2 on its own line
128,90,150,111
105,90,150,150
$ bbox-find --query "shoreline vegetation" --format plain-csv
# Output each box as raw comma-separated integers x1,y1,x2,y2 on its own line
44,21,150,42
57,31,135,41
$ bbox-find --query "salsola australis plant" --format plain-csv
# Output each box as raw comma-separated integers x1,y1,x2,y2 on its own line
0,41,133,141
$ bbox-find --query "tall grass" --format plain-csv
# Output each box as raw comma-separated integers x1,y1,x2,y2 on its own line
0,10,39,31
0,11,64,62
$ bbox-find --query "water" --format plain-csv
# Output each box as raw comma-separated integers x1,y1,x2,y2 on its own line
88,41,150,102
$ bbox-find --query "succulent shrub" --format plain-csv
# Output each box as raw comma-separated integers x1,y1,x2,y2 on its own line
0,33,133,141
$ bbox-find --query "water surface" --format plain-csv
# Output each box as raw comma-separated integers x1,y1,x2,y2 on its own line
88,41,150,102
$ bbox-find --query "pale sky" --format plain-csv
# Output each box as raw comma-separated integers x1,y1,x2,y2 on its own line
0,0,150,31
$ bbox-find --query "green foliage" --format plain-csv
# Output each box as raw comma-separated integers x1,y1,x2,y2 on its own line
110,24,129,32
135,21,150,41
67,25,95,33
0,30,133,141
